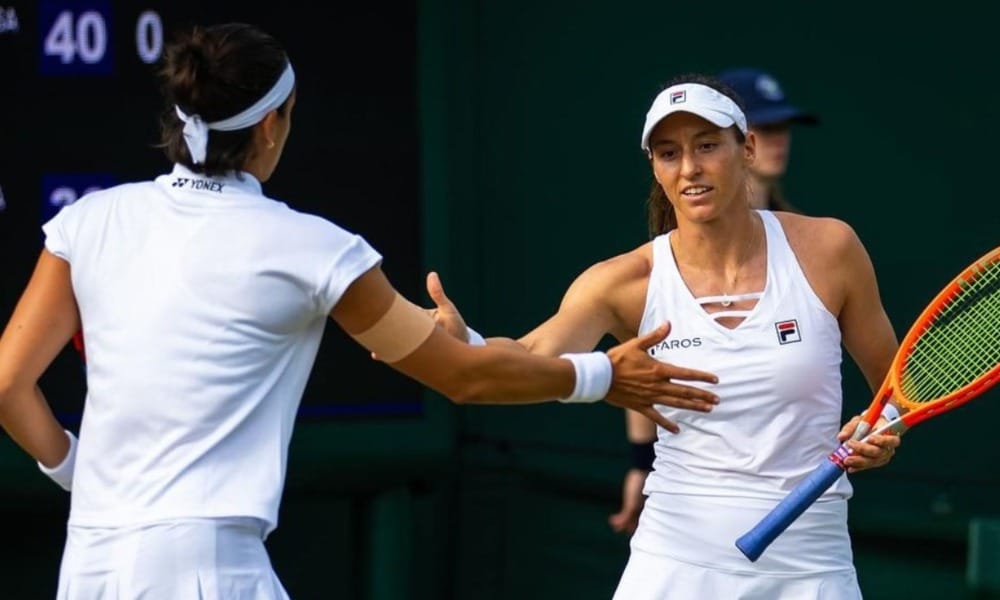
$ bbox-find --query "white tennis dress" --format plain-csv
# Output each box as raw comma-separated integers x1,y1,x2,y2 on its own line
43,164,382,599
614,210,862,599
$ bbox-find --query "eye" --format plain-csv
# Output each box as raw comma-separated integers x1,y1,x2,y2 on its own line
657,148,678,160
698,142,718,152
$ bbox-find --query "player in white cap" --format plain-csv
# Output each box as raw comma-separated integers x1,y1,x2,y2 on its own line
431,73,902,599
0,26,719,598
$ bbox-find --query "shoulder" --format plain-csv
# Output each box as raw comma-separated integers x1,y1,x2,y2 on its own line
559,242,653,333
249,199,352,236
270,207,381,261
50,180,153,222
774,212,866,266
571,242,654,294
773,212,874,314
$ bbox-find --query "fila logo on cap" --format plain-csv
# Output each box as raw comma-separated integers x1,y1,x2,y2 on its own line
669,90,686,104
775,319,801,344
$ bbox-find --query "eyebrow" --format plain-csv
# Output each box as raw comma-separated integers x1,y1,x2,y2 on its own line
651,127,722,148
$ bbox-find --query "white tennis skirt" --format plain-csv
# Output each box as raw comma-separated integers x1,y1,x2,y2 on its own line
56,517,290,600
614,547,862,600
613,492,862,600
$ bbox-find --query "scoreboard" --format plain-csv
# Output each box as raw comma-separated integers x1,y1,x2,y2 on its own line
0,1,424,420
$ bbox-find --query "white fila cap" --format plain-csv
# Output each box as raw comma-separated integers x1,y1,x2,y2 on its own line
640,83,748,153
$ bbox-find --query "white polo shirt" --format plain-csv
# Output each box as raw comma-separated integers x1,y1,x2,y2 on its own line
43,164,381,534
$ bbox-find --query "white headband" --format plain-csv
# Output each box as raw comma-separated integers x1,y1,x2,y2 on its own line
174,62,296,164
641,82,747,153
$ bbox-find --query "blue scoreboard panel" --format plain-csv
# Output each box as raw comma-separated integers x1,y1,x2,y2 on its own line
0,2,423,420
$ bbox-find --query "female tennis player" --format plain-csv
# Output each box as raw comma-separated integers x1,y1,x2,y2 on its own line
430,73,903,598
0,26,718,598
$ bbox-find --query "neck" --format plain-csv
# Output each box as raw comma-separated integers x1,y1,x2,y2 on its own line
748,173,773,209
670,209,762,275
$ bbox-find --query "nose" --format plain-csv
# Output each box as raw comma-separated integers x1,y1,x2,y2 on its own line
679,150,701,179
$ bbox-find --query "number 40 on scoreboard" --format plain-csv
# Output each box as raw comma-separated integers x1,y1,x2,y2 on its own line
39,1,164,75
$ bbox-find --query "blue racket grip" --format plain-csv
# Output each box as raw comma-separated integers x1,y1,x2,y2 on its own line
735,456,847,561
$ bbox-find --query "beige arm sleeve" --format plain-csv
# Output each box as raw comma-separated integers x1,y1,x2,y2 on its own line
349,293,436,363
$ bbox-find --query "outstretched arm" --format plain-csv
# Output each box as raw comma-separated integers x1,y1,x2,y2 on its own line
422,266,719,428
332,266,710,412
0,251,79,473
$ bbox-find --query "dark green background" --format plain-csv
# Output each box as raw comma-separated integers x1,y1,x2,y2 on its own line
3,0,1000,598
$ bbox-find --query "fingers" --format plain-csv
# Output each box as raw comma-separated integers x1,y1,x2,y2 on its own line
656,384,718,410
656,363,719,384
630,376,717,409
634,322,672,350
844,433,900,472
634,406,679,434
608,511,638,534
640,362,719,409
837,415,862,442
425,271,453,309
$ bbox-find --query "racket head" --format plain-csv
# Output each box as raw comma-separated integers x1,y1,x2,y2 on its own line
891,247,1000,425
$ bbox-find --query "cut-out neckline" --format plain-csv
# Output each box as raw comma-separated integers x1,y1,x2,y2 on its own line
693,291,765,329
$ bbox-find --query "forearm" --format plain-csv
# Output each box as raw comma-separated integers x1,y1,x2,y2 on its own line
0,384,70,467
396,338,578,404
393,324,618,406
483,336,531,353
625,408,657,472
462,348,580,404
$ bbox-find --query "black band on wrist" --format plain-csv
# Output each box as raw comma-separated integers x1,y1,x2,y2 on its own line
630,441,656,471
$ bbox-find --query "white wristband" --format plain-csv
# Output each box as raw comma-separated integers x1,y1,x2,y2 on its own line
466,326,487,347
38,430,77,492
880,403,900,422
558,352,613,403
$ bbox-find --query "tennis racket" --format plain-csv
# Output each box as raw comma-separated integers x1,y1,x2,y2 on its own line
736,246,1000,562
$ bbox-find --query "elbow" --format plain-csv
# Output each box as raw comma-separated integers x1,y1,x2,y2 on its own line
439,365,490,405
0,378,14,411
443,381,488,405
0,374,36,412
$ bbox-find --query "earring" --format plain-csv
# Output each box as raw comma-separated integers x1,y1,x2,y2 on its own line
267,140,275,150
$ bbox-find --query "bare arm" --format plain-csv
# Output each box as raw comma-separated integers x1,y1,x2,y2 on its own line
0,251,80,467
836,227,897,394
607,407,659,534
826,223,901,472
422,265,719,424
333,266,668,405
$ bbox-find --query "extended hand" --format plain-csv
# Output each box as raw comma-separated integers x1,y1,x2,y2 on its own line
426,271,471,342
604,323,719,433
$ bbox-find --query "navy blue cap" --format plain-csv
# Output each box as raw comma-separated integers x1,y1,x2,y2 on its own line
717,68,818,127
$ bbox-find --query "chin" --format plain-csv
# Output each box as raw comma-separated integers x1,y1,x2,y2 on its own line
679,204,722,224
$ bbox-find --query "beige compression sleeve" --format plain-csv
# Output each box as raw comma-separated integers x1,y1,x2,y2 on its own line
350,293,436,363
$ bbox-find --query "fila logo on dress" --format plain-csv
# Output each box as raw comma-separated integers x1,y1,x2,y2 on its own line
775,319,801,345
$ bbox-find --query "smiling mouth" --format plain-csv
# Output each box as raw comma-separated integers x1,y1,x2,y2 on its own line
681,185,713,197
